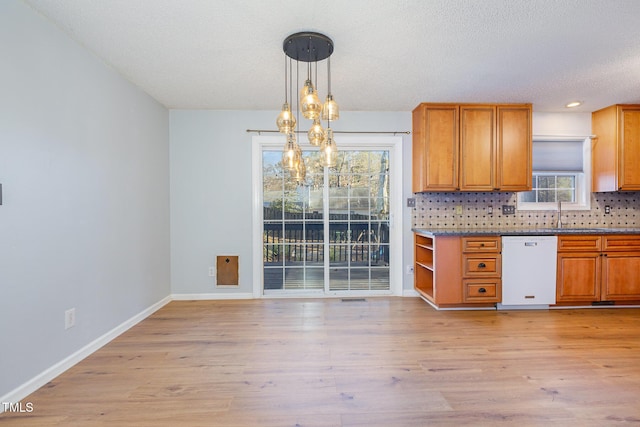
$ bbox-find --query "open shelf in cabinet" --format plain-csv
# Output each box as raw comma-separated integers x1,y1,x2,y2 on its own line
414,234,435,300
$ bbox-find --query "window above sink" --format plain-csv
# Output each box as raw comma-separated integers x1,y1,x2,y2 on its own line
517,137,591,211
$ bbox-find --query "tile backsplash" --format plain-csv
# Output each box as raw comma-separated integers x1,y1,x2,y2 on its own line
412,192,640,229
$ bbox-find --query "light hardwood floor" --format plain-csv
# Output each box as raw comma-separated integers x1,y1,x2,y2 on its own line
2,298,640,426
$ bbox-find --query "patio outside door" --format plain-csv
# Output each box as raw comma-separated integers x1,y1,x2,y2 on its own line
261,145,393,296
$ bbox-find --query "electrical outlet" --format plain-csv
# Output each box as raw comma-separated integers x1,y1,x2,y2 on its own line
487,206,493,215
65,308,76,330
455,205,463,215
502,205,516,215
604,205,611,214
208,267,215,277
406,265,414,275
407,198,416,208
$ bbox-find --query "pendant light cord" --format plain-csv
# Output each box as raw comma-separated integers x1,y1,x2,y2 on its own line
283,54,287,104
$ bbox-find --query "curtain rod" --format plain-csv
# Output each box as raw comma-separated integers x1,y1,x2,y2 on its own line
246,129,410,135
533,134,596,139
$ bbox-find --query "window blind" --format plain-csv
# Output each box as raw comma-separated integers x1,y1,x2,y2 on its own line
532,140,583,172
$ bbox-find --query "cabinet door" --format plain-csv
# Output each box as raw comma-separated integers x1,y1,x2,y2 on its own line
496,105,532,191
556,253,601,302
619,106,640,190
412,104,459,191
601,252,640,300
459,105,496,191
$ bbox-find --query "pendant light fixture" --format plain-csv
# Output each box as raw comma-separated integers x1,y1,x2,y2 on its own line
277,32,340,183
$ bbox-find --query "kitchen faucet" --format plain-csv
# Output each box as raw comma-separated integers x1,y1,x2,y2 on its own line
556,200,562,228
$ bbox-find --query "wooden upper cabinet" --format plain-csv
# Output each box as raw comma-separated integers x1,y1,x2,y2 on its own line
412,104,459,192
592,104,640,192
496,105,532,191
412,102,532,192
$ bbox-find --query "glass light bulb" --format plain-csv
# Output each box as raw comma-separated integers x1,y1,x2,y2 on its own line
290,155,307,183
282,133,299,170
300,80,321,120
308,119,325,146
276,103,296,134
321,128,338,168
322,95,339,121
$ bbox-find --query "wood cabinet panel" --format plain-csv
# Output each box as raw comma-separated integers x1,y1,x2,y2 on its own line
496,106,532,191
592,105,617,192
462,236,501,253
558,235,601,252
411,107,425,193
601,253,640,300
412,104,459,192
463,279,501,302
460,105,495,191
602,235,640,251
620,108,640,190
433,236,463,304
556,253,601,302
463,255,501,276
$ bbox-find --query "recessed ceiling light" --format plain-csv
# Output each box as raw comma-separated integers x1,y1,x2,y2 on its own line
565,101,582,108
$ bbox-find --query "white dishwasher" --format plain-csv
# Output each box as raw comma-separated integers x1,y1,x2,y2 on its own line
499,235,558,309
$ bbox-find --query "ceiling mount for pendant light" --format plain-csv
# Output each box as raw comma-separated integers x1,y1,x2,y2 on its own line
277,31,340,184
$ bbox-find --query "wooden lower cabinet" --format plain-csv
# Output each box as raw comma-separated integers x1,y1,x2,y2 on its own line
414,234,504,307
414,233,640,308
414,234,462,306
556,235,640,303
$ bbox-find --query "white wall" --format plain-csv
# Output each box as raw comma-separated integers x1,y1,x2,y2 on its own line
0,0,171,398
533,112,591,136
169,110,414,295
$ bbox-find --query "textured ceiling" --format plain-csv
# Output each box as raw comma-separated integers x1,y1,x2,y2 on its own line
23,0,640,113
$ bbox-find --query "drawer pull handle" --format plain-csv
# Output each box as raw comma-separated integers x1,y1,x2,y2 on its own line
478,287,487,293
480,243,485,247
478,262,486,268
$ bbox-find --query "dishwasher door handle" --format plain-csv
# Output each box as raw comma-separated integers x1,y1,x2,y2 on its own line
524,242,538,247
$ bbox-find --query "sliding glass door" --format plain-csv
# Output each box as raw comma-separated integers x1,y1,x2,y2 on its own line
261,145,392,295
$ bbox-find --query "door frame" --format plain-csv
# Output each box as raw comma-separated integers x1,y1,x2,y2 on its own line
252,134,403,298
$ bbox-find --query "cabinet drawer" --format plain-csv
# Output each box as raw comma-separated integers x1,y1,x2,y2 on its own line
462,237,501,253
603,235,640,252
463,255,501,276
557,235,601,252
463,279,501,302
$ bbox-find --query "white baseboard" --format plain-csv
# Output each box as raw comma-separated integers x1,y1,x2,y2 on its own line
402,289,420,297
171,292,254,300
0,295,172,412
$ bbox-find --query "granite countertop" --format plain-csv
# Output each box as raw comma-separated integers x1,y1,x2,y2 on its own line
412,227,640,236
